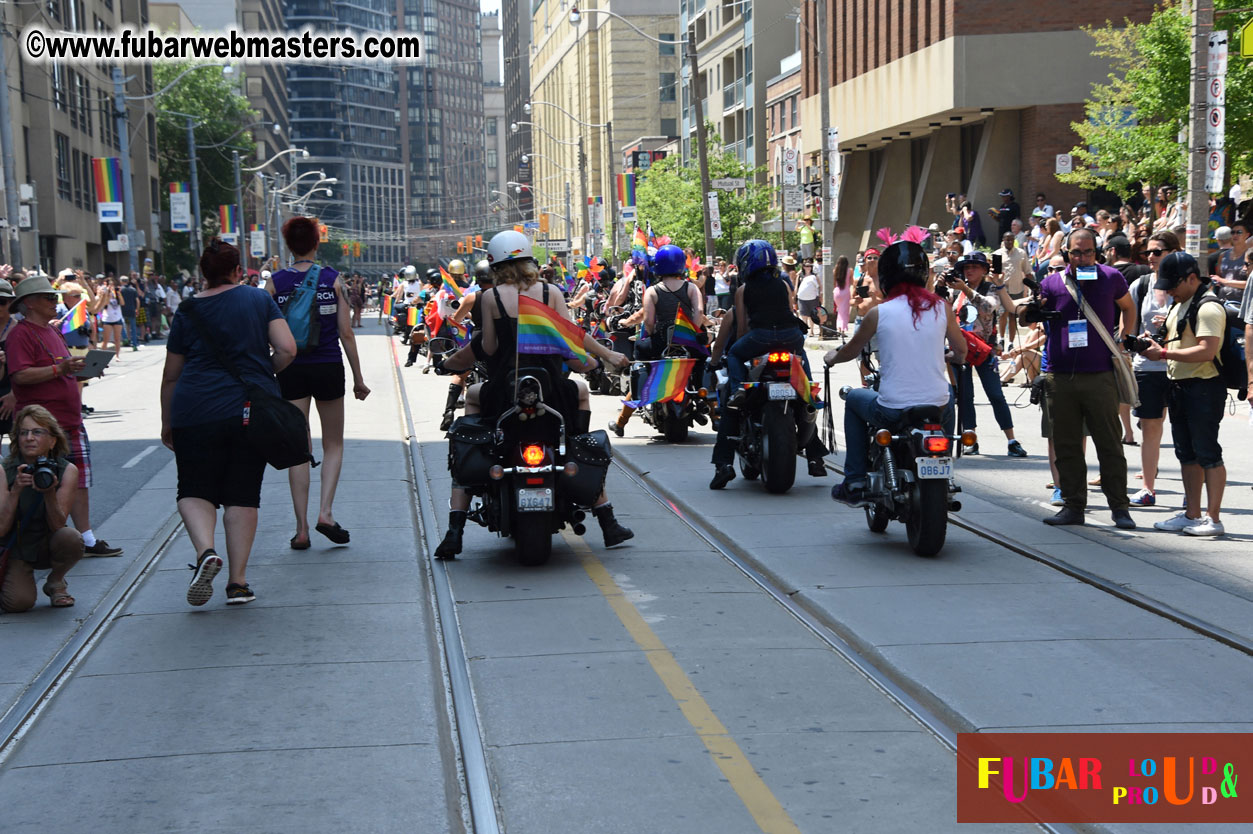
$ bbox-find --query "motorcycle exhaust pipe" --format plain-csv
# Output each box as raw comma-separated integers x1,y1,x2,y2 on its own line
572,523,587,536
949,500,962,512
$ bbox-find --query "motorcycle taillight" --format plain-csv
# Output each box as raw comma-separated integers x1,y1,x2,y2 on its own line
767,352,792,364
922,436,951,455
521,444,545,466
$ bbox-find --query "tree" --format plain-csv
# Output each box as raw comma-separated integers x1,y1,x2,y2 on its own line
154,62,259,275
631,127,772,261
1059,1,1253,196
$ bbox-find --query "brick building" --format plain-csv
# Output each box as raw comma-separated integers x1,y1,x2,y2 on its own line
798,0,1154,259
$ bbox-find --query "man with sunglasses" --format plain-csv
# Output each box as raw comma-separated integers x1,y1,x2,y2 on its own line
1213,218,1249,308
6,275,122,556
1029,227,1138,529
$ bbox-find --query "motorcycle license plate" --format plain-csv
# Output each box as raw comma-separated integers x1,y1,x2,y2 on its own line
767,382,795,400
915,457,952,480
516,487,553,512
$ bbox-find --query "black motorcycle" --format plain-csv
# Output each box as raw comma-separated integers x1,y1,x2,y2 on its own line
731,349,820,494
446,370,612,566
635,345,715,443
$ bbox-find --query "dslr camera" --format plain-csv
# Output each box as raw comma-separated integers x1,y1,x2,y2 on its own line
23,456,57,491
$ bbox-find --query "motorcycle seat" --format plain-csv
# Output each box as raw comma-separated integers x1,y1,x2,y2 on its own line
887,405,944,429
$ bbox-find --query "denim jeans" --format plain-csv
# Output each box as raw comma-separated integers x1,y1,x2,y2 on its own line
123,316,138,347
727,326,808,390
843,388,954,483
958,351,1014,432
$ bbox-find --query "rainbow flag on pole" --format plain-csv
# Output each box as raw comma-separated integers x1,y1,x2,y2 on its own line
218,205,238,236
91,158,123,202
616,173,636,207
168,181,189,194
407,306,419,327
625,358,698,408
631,224,647,251
670,306,709,355
438,266,463,299
383,295,393,316
517,294,589,362
58,299,89,335
790,355,815,405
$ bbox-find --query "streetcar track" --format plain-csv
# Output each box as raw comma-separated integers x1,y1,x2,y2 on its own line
0,510,184,767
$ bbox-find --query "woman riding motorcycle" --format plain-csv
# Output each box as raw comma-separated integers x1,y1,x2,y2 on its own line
823,240,967,506
432,231,633,559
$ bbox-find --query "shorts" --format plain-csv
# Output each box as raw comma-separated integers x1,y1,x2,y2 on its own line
277,361,345,402
64,423,92,488
1167,376,1226,469
173,418,267,508
1132,370,1169,419
136,308,148,325
798,298,820,319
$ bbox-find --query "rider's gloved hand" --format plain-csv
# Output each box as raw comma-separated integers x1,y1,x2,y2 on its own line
432,356,455,376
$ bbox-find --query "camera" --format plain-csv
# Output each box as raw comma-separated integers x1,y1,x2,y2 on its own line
1018,276,1063,324
23,456,57,491
855,285,870,299
1122,334,1153,354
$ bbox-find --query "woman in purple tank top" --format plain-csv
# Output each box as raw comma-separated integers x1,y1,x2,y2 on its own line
266,217,371,549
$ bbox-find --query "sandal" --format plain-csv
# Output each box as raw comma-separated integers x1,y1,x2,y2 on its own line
290,534,311,550
42,581,75,608
315,521,350,545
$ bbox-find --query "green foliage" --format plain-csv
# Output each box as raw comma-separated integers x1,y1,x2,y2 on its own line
154,62,259,273
1060,2,1253,195
631,127,772,261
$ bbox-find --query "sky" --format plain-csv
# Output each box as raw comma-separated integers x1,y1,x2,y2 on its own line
481,0,501,14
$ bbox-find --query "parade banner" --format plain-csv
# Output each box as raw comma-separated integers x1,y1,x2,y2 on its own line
169,182,190,232
92,157,123,223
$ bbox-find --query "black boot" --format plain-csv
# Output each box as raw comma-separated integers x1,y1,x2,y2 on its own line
434,511,467,559
573,409,592,437
439,384,460,431
593,503,633,548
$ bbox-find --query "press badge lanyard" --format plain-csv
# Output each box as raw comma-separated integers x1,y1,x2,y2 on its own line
1064,270,1089,348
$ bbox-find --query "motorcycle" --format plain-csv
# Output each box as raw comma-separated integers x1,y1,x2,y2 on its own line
731,349,820,494
594,305,633,397
636,345,716,443
446,369,613,566
837,353,975,557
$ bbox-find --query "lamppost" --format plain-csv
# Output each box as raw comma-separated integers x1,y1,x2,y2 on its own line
513,120,590,255
568,4,713,262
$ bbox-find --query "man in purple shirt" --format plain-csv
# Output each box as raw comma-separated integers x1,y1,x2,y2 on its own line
1034,228,1138,528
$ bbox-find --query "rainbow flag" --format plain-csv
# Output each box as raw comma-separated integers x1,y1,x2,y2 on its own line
59,299,88,335
449,318,470,346
616,173,636,207
552,259,575,295
789,355,815,405
406,306,418,327
91,158,122,202
383,295,393,316
632,225,647,251
439,266,463,298
517,294,589,362
218,205,238,236
647,222,657,250
625,358,697,408
168,181,189,194
670,306,709,355
686,253,701,283
424,298,442,335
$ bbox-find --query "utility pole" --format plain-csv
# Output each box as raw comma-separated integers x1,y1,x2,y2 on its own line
186,116,203,256
232,150,244,258
816,0,834,305
686,21,715,263
1,8,24,268
1185,0,1214,258
112,67,140,274
605,120,617,258
566,180,574,275
27,181,39,272
579,137,590,256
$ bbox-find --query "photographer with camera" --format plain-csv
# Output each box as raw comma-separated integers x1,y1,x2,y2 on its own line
0,405,85,611
1024,227,1138,529
1133,252,1229,536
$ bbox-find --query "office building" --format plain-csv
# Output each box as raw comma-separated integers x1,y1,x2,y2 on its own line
482,11,509,229
502,0,533,225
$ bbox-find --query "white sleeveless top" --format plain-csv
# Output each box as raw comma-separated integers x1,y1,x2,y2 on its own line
876,295,950,410
101,291,123,324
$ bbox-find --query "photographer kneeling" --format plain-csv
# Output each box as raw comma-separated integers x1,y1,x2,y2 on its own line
0,405,84,611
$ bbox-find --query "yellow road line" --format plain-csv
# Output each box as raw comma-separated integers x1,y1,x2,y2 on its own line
562,531,802,834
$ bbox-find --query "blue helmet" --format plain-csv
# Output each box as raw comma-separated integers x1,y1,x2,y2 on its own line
734,239,777,278
653,244,686,276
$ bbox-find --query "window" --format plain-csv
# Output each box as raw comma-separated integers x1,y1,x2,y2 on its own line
660,72,677,102
660,118,677,137
486,150,497,169
486,118,496,136
52,63,67,111
790,96,797,129
55,133,72,200
659,33,676,56
71,149,83,207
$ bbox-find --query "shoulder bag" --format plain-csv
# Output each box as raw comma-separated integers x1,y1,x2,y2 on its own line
183,299,317,470
1062,277,1140,407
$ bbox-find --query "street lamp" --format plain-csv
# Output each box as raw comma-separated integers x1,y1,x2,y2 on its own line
525,100,617,256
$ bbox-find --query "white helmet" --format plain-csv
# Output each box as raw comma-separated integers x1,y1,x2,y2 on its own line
486,230,533,268
402,264,417,276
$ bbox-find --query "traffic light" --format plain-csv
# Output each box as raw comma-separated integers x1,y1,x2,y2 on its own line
540,213,549,233
341,242,350,256
474,234,483,247
318,224,329,243
457,241,465,253
353,241,361,257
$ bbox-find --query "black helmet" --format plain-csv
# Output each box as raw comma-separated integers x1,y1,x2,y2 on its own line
423,267,441,284
878,241,929,295
600,265,616,283
473,259,491,282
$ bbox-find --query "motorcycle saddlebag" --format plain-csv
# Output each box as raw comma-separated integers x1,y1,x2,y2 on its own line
448,415,495,487
564,430,612,506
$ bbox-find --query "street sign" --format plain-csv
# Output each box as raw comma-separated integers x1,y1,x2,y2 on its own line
1055,154,1073,175
18,205,30,230
1209,31,1229,76
1207,106,1226,150
19,184,34,201
712,177,745,190
620,206,637,223
170,191,190,232
783,187,803,212
523,220,540,230
827,151,841,222
250,230,265,257
106,234,128,252
1209,76,1226,105
98,202,123,224
707,191,722,239
826,127,839,152
1242,20,1253,58
782,147,798,186
1206,149,1225,192
821,245,831,264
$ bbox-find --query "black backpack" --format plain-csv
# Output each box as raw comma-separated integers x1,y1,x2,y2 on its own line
1174,292,1248,400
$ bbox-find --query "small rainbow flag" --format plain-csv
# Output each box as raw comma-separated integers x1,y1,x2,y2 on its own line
92,158,123,202
168,181,189,194
249,223,263,233
439,266,463,299
218,205,238,236
625,358,697,408
790,355,815,405
449,318,470,346
59,299,88,335
632,225,647,251
383,295,393,316
670,306,709,355
552,258,575,295
517,294,589,363
616,173,636,207
407,306,418,327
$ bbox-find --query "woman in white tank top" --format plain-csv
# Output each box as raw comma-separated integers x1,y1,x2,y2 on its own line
95,277,124,357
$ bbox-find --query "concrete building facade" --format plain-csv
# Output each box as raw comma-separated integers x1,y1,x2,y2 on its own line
482,11,508,233
501,0,532,224
762,50,801,238
2,0,160,274
798,0,1155,259
529,0,680,256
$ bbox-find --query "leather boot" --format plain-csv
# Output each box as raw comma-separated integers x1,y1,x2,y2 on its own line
434,511,467,559
593,503,633,548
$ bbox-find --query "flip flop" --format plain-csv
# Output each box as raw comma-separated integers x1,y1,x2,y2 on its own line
290,534,311,550
315,522,350,545
42,581,75,608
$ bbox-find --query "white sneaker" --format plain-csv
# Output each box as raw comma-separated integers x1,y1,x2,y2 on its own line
1153,511,1203,532
1183,517,1225,537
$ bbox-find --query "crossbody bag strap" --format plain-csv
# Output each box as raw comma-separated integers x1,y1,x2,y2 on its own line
1062,278,1122,360
184,300,245,384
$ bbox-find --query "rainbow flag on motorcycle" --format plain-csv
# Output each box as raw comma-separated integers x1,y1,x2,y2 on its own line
789,355,817,405
407,305,419,327
624,358,698,408
552,258,575,294
438,266,463,299
382,295,393,316
424,298,442,335
670,306,709,355
631,225,647,251
517,294,589,362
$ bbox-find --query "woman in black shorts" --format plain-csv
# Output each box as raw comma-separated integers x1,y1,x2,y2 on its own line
267,217,371,550
161,239,297,606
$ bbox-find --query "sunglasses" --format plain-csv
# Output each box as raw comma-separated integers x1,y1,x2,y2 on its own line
864,256,879,262
1146,249,1166,256
1048,265,1066,272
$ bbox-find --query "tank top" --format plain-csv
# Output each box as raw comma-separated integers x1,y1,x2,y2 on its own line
271,265,342,365
652,279,695,340
481,284,574,422
744,271,795,330
101,291,123,324
876,295,950,411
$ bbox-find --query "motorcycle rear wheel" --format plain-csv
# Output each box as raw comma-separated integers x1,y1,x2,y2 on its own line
663,416,689,443
513,513,554,566
906,480,947,557
761,412,797,494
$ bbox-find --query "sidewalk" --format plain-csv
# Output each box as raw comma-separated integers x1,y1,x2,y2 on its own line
0,329,456,833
